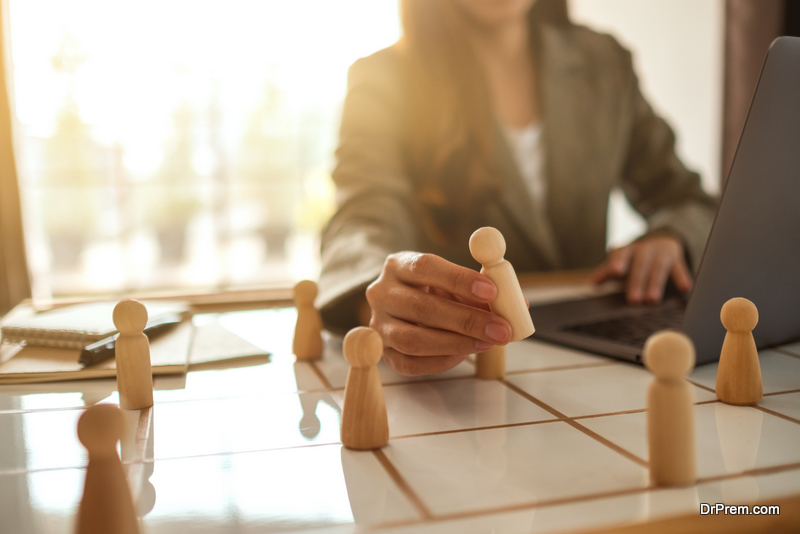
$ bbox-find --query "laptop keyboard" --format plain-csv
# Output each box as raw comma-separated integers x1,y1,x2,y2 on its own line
563,304,685,347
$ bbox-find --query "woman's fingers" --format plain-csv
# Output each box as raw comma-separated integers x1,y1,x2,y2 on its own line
365,251,512,376
390,252,497,303
592,235,692,304
378,285,510,344
373,314,495,356
590,246,633,285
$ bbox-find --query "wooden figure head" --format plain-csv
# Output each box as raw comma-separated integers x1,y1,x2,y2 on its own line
293,280,318,306
113,299,148,335
644,330,696,380
469,226,506,266
720,297,759,333
343,327,383,368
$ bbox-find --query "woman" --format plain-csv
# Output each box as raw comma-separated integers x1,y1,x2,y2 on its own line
318,0,717,376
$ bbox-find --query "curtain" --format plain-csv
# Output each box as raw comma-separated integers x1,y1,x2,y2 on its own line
0,4,31,316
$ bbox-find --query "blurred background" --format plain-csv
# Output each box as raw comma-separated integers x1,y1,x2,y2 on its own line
1,0,797,307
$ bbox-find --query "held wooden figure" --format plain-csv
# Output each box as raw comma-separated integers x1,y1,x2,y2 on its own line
113,299,153,410
293,280,324,360
716,297,763,405
469,227,535,341
475,344,505,380
644,331,697,487
75,404,140,534
341,327,389,450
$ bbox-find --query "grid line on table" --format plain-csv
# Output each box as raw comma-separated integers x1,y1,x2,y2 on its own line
360,460,800,530
10,382,800,532
691,461,800,485
372,448,434,520
359,473,655,529
308,360,334,390
499,378,568,420
686,378,716,394
499,377,652,469
566,398,718,424
764,387,800,397
389,417,561,441
504,361,617,376
563,418,648,467
754,404,800,425
369,384,800,527
774,347,800,360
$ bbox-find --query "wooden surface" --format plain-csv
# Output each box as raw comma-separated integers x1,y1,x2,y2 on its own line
76,404,140,534
2,278,800,533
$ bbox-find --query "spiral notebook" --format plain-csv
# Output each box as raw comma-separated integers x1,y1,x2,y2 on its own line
0,300,189,349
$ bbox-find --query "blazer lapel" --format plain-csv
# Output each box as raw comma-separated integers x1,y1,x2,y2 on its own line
493,126,561,269
538,25,607,267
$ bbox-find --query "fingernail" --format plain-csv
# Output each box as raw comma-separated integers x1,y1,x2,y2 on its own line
485,323,510,343
475,340,493,352
472,280,495,300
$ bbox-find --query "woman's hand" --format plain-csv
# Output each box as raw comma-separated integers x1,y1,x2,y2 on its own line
365,252,512,376
590,234,692,304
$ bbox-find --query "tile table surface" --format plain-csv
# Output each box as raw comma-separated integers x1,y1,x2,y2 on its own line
1,307,799,534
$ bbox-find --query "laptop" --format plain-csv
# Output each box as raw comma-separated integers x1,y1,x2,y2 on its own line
528,36,800,365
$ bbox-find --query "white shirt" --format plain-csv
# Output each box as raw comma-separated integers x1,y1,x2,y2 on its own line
502,122,560,265
503,122,547,214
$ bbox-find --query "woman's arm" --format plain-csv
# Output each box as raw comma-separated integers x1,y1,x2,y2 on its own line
319,50,512,376
593,46,718,303
318,49,418,331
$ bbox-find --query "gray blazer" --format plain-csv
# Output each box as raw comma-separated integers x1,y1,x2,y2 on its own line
318,24,717,331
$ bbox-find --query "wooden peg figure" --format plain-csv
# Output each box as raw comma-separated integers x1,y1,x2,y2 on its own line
113,299,153,410
75,404,140,534
716,297,763,405
293,280,323,360
341,327,389,450
469,227,535,341
476,344,505,379
644,331,696,487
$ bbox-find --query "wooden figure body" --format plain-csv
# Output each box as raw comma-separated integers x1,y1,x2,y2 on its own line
75,404,140,534
469,227,535,341
341,327,388,450
644,331,696,487
113,299,153,410
475,344,505,379
716,297,763,405
293,280,324,360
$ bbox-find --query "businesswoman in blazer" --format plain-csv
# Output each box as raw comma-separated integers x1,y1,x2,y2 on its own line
318,0,717,375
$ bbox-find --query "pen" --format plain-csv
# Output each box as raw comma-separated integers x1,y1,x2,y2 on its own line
78,313,184,367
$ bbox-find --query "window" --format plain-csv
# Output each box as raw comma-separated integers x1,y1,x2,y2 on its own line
7,0,400,300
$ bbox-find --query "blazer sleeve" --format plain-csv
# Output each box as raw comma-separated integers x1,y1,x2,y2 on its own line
318,51,419,332
617,49,718,271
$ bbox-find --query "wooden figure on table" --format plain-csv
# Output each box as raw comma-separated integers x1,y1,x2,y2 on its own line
293,280,324,360
113,299,153,410
644,330,696,487
716,297,763,405
341,327,388,450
